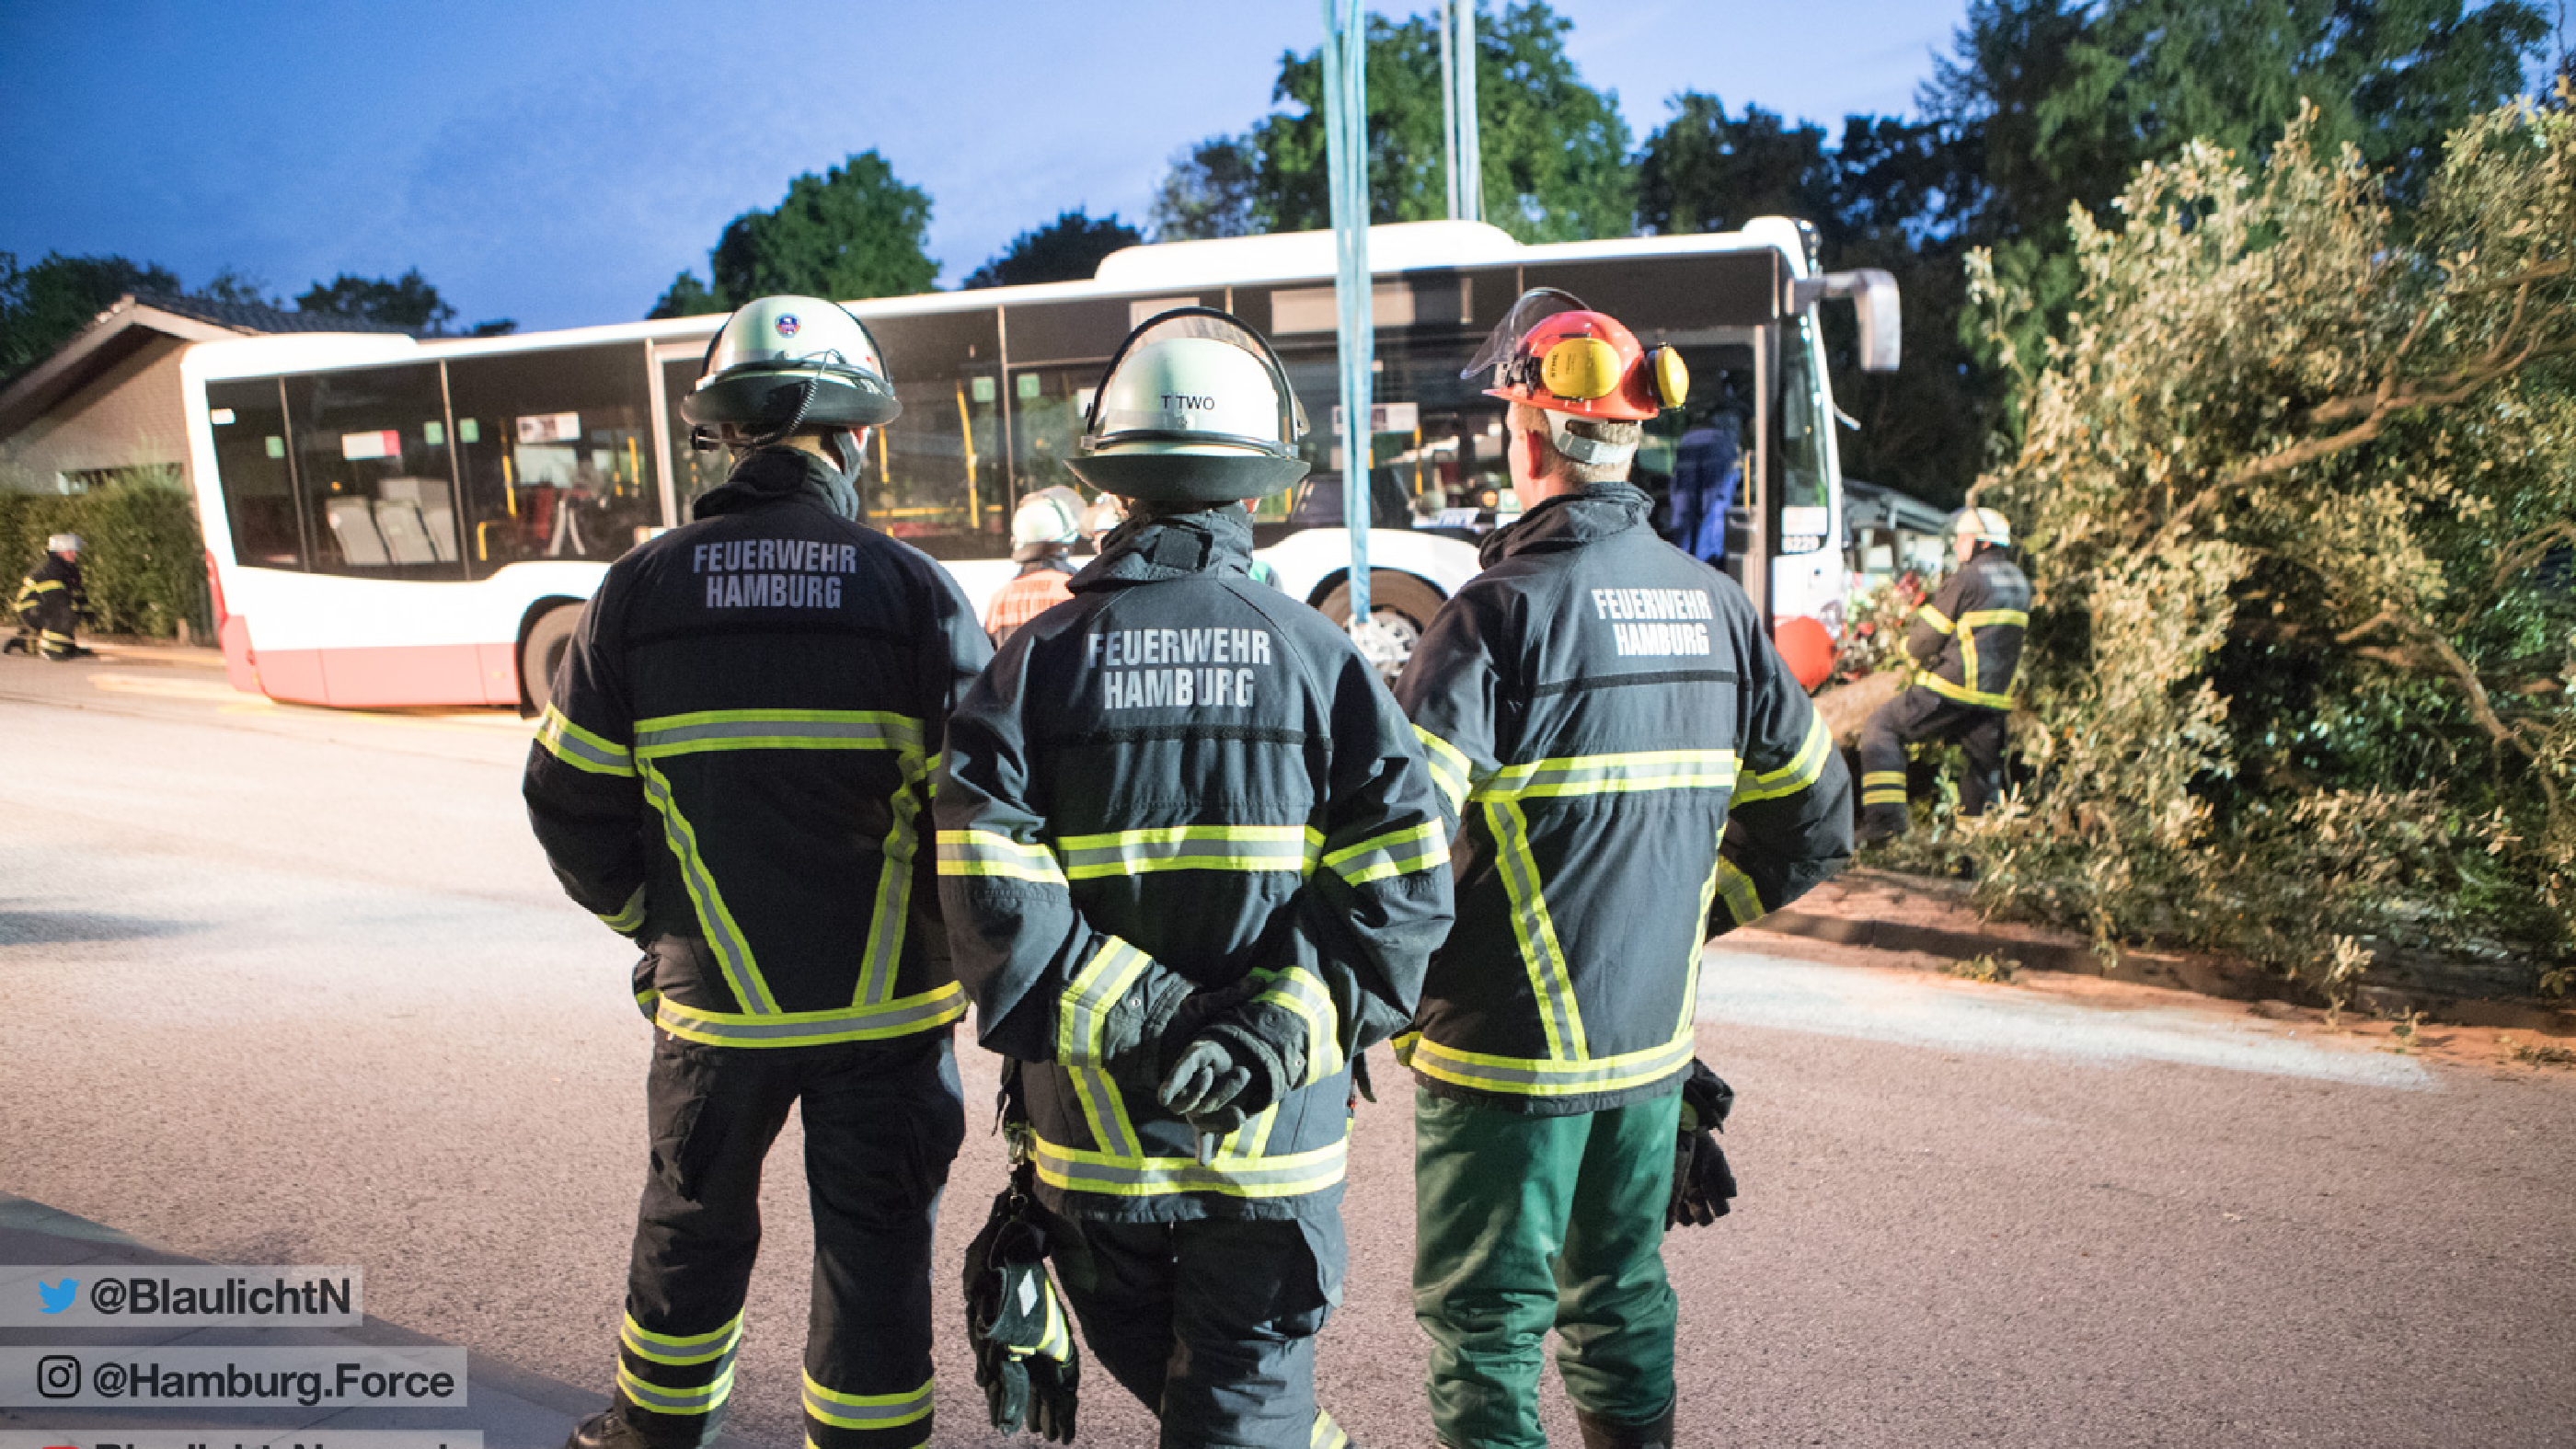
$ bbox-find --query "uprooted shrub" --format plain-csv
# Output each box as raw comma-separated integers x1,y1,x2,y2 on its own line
1956,95,2576,999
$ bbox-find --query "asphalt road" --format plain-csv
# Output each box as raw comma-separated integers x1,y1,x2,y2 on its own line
3,649,2572,1448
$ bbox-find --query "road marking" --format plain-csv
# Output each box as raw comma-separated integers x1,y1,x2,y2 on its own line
91,673,256,701
1699,949,2435,1089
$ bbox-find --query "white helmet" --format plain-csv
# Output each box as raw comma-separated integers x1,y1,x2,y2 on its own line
1950,507,2011,549
681,295,901,452
1071,308,1309,502
1011,487,1087,561
1082,494,1127,542
47,534,83,555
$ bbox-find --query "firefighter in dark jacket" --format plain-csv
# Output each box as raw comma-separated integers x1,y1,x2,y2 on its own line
523,296,993,1449
8,534,90,660
937,309,1455,1449
1395,292,1854,1449
1856,507,2030,844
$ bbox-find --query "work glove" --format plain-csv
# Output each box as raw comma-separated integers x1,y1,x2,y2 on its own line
961,1172,1080,1443
1156,983,1310,1136
1666,1059,1739,1229
1092,961,1198,1086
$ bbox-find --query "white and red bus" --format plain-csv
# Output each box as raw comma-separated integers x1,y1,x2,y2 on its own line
178,217,1894,710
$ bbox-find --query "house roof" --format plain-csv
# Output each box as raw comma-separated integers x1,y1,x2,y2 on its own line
0,292,401,439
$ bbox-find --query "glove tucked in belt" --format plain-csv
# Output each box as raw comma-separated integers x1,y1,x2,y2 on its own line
962,1167,1079,1442
1667,1058,1739,1229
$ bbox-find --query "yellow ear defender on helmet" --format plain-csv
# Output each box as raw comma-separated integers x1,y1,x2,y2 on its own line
1647,345,1690,409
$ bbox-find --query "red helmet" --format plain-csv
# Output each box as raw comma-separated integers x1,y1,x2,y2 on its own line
1477,295,1689,422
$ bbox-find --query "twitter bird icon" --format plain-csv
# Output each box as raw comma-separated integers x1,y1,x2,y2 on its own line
38,1280,78,1314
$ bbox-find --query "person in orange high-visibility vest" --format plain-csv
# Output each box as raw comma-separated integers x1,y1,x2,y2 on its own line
982,487,1087,645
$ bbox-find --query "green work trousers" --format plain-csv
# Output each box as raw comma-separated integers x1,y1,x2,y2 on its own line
1413,1087,1681,1449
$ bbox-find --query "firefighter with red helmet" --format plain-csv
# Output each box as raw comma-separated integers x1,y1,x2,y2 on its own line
1396,291,1853,1449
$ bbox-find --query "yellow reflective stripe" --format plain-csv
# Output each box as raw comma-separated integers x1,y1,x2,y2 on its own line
1479,749,1738,800
1406,1029,1696,1098
1031,1135,1349,1199
632,708,925,758
1029,1281,1072,1359
1055,823,1320,879
598,885,647,934
618,1361,734,1414
1248,965,1342,1086
1961,608,2028,628
1960,625,1981,694
620,1311,741,1366
40,631,75,644
539,704,635,777
1712,857,1765,928
936,828,1066,883
638,758,779,1015
1061,939,1152,1160
1919,673,2014,711
1216,1101,1280,1162
1733,714,1830,805
1322,819,1448,885
19,578,63,594
1414,726,1474,813
1313,1409,1350,1449
801,1372,933,1430
1860,770,1907,787
653,983,965,1048
1485,798,1587,1060
1915,604,1955,635
857,777,923,1006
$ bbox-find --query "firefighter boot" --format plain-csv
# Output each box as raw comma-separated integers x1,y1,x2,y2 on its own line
1576,1406,1676,1449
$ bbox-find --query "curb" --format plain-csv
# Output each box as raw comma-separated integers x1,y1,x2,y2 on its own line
1758,871,2576,1038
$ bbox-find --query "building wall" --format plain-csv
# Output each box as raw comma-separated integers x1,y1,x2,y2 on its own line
3,338,191,490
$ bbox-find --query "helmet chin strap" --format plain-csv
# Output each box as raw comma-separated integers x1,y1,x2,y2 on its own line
828,428,868,477
1547,417,1636,466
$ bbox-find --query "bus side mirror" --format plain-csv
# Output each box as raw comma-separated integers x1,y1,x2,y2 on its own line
1791,270,1901,374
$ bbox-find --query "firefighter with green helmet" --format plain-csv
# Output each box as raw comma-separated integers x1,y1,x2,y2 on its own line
1395,290,1853,1449
937,307,1453,1448
525,295,993,1449
1856,505,2030,843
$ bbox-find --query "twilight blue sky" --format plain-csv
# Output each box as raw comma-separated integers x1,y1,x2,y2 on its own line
2,1,1971,331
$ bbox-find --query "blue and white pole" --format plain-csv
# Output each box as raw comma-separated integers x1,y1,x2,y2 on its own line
1321,0,1374,638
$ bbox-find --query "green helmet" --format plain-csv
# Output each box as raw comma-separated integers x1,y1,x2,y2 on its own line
681,295,901,449
1069,308,1309,503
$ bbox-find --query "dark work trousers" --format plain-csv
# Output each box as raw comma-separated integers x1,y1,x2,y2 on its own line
1045,1209,1344,1449
1857,684,2008,834
615,1029,965,1449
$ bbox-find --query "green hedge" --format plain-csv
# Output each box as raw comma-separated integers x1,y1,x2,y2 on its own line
0,466,213,639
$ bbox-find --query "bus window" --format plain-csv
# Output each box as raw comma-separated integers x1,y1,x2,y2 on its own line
866,310,1007,559
1006,364,1094,500
208,377,303,570
1635,339,1758,565
1775,313,1834,554
447,344,661,577
661,356,731,515
281,364,461,579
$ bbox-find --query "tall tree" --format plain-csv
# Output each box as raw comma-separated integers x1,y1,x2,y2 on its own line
0,251,182,379
296,270,457,332
1155,2,1633,244
648,270,726,319
1149,138,1261,241
963,210,1143,290
704,151,937,308
1634,93,1834,236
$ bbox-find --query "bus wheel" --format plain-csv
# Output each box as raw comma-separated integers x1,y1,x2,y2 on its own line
1317,570,1443,680
519,604,581,716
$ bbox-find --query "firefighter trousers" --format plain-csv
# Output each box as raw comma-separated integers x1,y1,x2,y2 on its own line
615,1028,964,1449
1045,1208,1346,1449
11,599,77,659
1856,684,2007,833
1413,1087,1681,1449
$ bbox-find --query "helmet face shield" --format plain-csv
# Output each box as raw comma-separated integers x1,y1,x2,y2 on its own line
1461,287,1589,384
1073,307,1312,502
